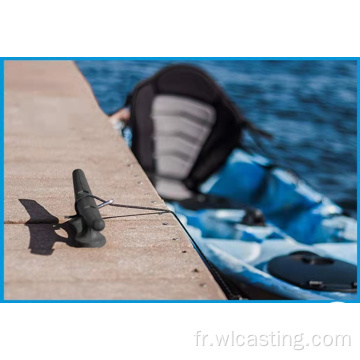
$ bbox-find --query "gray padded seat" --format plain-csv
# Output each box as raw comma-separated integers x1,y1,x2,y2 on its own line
128,64,244,202
151,95,216,199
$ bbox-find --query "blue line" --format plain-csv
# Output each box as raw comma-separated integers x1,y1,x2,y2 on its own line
4,300,360,303
0,60,4,301
1,57,360,61
357,60,359,302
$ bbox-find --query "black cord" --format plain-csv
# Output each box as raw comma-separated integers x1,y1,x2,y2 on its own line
76,194,239,300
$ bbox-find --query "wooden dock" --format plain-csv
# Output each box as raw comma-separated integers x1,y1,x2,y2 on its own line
4,60,225,300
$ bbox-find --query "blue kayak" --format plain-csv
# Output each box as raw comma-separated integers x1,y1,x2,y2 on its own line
167,148,357,300
118,64,357,300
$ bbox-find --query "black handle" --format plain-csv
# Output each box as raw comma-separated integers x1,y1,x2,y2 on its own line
73,169,105,231
69,169,106,247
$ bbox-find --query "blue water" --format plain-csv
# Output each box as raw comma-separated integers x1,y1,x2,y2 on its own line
77,60,357,215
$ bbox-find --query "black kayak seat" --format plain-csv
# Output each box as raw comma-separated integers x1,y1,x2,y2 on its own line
127,64,246,201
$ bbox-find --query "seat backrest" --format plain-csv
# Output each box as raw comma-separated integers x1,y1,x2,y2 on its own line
128,64,245,200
